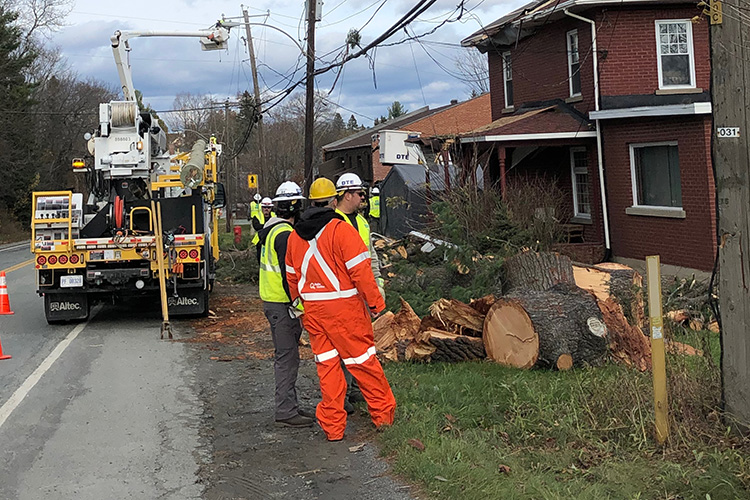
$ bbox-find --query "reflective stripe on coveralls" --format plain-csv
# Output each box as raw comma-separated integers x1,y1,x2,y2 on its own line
369,196,380,218
285,218,396,440
259,223,293,303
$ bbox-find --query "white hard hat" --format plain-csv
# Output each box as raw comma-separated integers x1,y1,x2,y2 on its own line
261,197,273,208
372,187,380,195
253,193,261,202
336,173,364,192
273,181,305,202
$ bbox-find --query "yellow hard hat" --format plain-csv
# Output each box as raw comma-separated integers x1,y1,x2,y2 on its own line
308,177,337,201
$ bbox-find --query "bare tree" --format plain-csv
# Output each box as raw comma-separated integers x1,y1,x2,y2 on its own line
454,48,489,97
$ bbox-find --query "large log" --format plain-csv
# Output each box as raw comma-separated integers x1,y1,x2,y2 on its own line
426,330,486,363
429,298,486,336
373,298,421,362
573,263,651,371
483,284,608,369
503,250,575,292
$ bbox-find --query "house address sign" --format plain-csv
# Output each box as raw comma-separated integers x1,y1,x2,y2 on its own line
717,127,740,138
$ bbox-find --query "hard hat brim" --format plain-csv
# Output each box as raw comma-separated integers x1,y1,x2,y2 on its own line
272,194,306,202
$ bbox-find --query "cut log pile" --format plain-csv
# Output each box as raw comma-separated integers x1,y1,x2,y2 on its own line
373,250,704,371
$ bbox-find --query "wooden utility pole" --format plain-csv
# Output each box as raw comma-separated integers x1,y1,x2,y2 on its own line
242,7,268,195
712,0,750,428
224,99,232,232
303,0,318,193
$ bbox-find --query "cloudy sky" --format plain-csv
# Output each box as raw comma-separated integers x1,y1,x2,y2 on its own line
49,0,525,127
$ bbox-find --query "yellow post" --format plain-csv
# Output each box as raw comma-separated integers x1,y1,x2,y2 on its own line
151,200,172,339
646,255,669,444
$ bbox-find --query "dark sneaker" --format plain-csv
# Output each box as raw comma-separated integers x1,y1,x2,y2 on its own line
344,399,355,415
275,414,315,428
348,392,366,404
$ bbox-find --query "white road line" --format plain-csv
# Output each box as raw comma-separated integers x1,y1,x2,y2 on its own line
0,305,102,430
0,242,29,253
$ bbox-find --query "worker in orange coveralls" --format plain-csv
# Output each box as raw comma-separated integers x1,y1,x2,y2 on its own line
285,177,396,441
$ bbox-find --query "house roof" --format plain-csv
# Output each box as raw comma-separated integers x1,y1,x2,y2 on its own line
461,101,595,142
462,0,690,52
403,93,492,139
322,106,435,152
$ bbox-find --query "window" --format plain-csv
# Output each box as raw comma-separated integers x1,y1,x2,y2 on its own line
570,147,591,218
630,143,682,208
655,20,696,89
502,51,513,108
567,30,581,97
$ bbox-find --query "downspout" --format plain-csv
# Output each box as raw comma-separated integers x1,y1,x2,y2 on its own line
564,9,611,251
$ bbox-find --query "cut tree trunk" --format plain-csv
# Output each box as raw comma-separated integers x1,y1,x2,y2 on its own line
429,298,486,336
372,298,421,362
573,263,651,371
469,295,497,315
426,329,486,363
483,284,608,369
503,250,575,292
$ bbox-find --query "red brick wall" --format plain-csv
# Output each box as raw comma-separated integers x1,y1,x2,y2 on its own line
488,16,596,119
602,116,715,270
408,94,492,136
596,7,710,96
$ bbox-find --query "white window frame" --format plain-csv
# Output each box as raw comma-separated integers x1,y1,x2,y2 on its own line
570,147,591,219
502,51,513,109
567,29,581,97
629,141,682,210
655,20,696,90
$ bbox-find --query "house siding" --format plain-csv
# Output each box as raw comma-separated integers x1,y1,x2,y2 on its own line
488,16,596,119
603,116,715,270
596,6,711,97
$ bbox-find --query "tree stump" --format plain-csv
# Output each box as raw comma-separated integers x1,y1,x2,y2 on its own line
503,250,576,292
483,284,608,369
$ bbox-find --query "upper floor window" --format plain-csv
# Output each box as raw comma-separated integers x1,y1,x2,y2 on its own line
655,20,696,89
567,30,581,97
502,51,513,108
630,142,682,208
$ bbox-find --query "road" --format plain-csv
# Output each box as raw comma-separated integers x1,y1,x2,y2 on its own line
0,242,412,499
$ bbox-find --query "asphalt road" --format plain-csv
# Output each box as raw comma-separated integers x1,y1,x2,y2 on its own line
0,243,203,499
0,242,412,500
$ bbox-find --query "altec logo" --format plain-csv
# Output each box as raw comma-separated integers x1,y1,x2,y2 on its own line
50,302,82,312
168,296,199,307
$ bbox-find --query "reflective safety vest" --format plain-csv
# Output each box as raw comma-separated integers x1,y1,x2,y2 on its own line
250,201,260,219
336,209,370,247
369,196,380,218
259,222,293,303
251,211,276,245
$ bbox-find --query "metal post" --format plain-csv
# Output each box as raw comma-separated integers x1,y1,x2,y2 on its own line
242,7,268,195
224,99,232,232
303,0,317,193
646,255,668,444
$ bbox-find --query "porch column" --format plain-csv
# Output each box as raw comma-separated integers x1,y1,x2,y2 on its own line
498,146,507,200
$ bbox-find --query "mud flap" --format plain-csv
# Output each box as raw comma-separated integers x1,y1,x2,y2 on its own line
44,293,89,322
167,287,207,316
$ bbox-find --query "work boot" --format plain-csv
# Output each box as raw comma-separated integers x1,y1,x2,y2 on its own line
344,399,355,415
275,414,315,428
298,407,316,419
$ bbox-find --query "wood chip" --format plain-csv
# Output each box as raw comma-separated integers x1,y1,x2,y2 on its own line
348,443,366,453
434,476,449,482
407,438,425,451
498,464,511,474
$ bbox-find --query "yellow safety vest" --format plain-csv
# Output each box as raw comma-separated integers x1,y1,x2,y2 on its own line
336,209,370,246
259,222,293,303
369,196,380,218
250,201,260,219
251,211,276,245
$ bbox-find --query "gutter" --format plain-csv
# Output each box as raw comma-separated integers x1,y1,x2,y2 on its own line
564,8,611,251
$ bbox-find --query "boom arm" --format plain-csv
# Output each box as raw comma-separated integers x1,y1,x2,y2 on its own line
110,27,231,101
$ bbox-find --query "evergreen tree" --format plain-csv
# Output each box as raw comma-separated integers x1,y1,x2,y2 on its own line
347,114,359,130
0,7,39,220
387,101,407,119
331,112,345,133
135,89,168,133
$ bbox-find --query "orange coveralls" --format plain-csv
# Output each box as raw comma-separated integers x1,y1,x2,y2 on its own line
286,218,396,440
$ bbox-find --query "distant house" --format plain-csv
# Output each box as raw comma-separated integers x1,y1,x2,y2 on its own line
461,0,715,271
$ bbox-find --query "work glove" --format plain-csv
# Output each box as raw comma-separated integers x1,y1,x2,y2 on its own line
288,297,304,319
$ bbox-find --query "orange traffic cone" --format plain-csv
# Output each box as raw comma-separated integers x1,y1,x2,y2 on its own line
0,334,10,360
0,271,14,315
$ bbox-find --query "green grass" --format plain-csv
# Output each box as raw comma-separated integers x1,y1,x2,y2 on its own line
218,224,253,251
377,340,749,500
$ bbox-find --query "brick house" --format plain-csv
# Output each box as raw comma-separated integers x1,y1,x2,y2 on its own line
462,0,715,271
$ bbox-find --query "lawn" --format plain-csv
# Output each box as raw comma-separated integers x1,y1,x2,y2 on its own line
376,330,748,500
